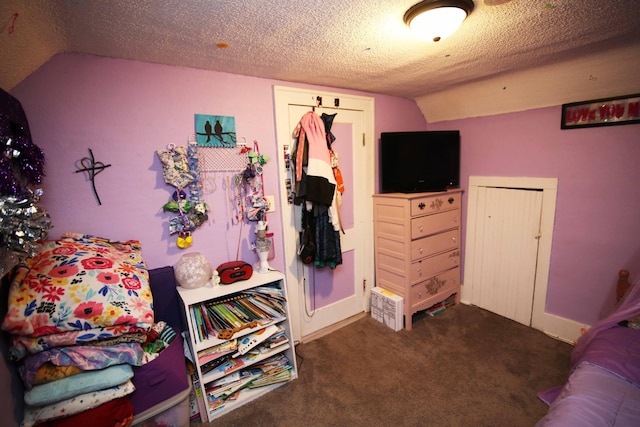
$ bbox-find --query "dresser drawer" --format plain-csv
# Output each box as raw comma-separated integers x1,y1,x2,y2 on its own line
410,229,458,260
410,193,460,217
410,249,459,284
411,210,459,239
410,267,460,309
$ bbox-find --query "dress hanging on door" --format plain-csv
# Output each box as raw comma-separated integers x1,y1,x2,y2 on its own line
292,111,342,268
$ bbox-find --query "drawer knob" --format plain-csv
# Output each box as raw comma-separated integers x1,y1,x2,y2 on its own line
418,202,425,210
448,197,454,204
418,247,423,253
418,269,423,276
419,226,424,232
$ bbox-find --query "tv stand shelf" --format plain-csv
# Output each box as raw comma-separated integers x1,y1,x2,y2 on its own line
373,189,462,330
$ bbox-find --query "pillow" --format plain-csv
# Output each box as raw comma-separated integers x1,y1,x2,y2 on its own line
1,233,153,338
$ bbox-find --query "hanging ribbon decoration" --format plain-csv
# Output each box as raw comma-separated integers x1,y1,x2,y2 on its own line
240,140,270,222
157,141,209,249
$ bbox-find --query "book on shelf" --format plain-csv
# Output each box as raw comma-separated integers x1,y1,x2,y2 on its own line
198,339,237,365
199,304,216,336
248,296,282,318
255,325,286,348
212,303,243,328
237,298,270,320
426,293,457,317
207,372,260,399
209,371,242,388
247,354,293,388
206,304,233,330
207,394,225,414
244,284,285,300
191,290,286,342
204,354,293,404
248,368,292,388
233,324,280,357
191,378,207,423
206,351,262,377
201,354,234,375
263,329,288,349
203,337,290,379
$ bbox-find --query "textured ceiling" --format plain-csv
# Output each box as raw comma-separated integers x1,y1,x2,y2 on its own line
1,0,640,121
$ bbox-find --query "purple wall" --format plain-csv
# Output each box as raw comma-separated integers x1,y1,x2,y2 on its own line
1,53,428,426
9,52,640,330
4,52,639,425
10,53,425,272
429,109,640,324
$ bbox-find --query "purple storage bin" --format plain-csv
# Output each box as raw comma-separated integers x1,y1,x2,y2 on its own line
147,266,185,332
130,335,189,414
130,266,190,421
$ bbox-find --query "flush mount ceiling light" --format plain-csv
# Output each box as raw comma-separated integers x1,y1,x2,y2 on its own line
404,0,474,42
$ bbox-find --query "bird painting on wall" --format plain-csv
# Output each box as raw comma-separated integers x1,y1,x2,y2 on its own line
195,114,237,147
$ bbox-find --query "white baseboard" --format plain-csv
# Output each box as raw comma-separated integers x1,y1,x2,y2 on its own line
535,311,589,345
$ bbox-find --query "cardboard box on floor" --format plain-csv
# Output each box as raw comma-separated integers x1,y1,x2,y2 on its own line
371,287,403,332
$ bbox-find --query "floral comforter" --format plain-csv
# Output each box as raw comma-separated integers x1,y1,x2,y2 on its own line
1,233,154,360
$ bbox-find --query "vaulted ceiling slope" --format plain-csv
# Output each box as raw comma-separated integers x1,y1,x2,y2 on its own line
1,0,639,122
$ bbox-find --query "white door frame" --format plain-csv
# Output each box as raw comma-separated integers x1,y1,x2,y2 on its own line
273,86,375,343
463,176,558,331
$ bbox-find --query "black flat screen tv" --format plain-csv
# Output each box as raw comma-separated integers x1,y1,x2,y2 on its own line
380,130,460,193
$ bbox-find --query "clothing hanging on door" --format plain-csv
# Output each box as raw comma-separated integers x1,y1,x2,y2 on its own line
292,110,342,268
321,112,345,234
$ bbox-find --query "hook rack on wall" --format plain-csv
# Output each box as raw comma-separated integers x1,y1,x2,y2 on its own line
198,137,249,173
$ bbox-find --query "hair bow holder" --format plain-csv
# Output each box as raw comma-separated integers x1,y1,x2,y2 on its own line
157,142,209,249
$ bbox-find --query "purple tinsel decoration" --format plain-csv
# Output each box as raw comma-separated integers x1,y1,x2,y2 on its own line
0,119,45,196
0,91,51,277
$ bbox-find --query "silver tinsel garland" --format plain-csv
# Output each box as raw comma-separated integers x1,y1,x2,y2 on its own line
1,92,51,278
0,189,51,278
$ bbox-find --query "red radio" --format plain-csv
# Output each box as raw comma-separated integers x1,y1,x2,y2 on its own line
216,261,253,285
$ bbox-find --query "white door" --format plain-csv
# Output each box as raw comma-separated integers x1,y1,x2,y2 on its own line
274,86,375,341
471,186,542,325
463,176,558,328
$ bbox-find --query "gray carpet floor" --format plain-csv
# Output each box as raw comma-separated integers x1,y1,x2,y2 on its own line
194,303,572,426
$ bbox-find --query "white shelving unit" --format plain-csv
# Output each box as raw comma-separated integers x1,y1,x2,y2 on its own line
177,270,298,422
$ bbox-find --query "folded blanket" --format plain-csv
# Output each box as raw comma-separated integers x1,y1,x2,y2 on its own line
20,342,144,389
40,396,134,427
32,363,84,387
8,325,147,360
22,379,135,427
24,363,133,406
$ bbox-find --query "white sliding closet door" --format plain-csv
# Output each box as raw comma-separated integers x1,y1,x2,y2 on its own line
464,176,558,329
470,186,543,325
